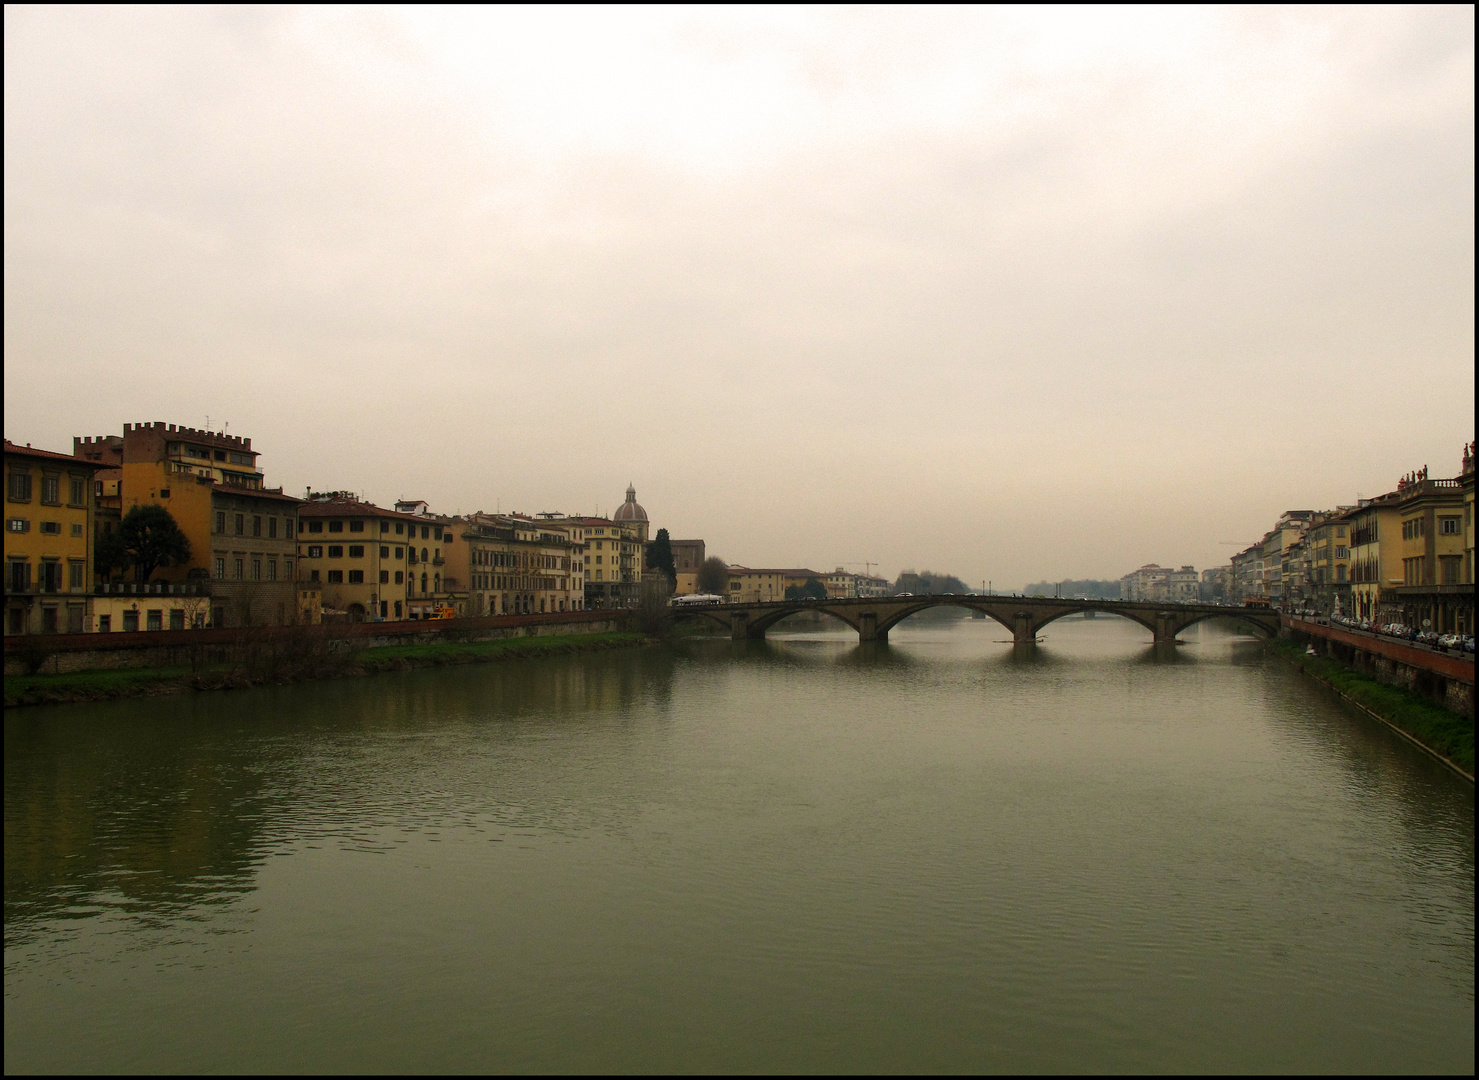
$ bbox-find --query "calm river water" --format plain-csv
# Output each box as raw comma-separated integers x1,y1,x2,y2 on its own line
5,616,1474,1073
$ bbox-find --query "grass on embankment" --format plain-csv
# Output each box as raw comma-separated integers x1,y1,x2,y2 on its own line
4,632,648,708
354,631,645,671
1269,637,1474,777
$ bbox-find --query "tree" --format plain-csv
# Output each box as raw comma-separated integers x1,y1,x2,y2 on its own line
785,577,828,600
117,504,192,583
96,527,129,580
696,556,729,596
645,528,677,588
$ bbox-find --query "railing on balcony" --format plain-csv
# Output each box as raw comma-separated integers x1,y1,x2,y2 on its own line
93,581,214,596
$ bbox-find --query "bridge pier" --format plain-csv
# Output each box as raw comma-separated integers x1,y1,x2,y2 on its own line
1153,612,1181,645
730,611,751,641
858,612,884,643
1012,612,1036,646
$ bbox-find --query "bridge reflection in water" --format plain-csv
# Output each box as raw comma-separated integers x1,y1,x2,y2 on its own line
675,595,1279,646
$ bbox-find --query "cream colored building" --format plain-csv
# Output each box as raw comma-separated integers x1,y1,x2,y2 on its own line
725,566,790,603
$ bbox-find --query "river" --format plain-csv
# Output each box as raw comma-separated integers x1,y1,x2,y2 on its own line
5,616,1473,1073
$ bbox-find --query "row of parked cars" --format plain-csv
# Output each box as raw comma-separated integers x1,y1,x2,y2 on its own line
1321,612,1476,654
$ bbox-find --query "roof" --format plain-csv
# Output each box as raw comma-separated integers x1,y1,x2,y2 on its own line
297,497,426,523
222,486,304,505
613,483,648,522
4,440,109,469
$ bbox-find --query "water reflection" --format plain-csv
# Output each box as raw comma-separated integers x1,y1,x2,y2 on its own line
4,648,679,941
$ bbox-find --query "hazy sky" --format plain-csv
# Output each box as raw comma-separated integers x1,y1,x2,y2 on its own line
5,6,1473,587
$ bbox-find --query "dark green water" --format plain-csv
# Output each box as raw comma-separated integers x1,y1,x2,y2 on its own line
5,617,1474,1073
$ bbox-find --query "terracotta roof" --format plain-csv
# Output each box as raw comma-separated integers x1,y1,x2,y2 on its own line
297,498,425,523
4,439,108,468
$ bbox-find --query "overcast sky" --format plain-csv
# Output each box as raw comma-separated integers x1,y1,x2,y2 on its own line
5,6,1473,586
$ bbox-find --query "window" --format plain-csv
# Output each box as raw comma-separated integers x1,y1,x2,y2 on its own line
327,569,343,583
310,568,320,582
123,610,139,632
308,520,323,533
1336,565,1346,582
216,511,227,533
147,609,163,631
1335,545,1348,559
1439,517,1461,535
421,548,428,562
266,559,277,581
215,557,226,579
1440,556,1461,585
283,559,292,578
41,476,60,504
380,546,390,557
307,545,324,558
252,516,262,537
395,547,404,558
328,545,343,558
71,523,83,537
268,517,277,539
159,489,170,499
170,609,185,631
8,472,32,502
381,521,390,533
235,514,245,535
348,570,364,583
68,562,84,588
7,518,28,533
284,519,294,539
396,522,405,534
70,478,86,505
328,521,343,533
348,545,364,558
394,571,403,584
233,558,244,580
252,559,262,581
98,614,111,632
350,520,364,533
228,451,253,465
379,570,390,584
9,560,30,591
40,521,61,535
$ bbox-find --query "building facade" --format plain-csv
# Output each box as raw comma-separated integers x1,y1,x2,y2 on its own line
297,496,429,621
4,441,105,635
74,422,304,628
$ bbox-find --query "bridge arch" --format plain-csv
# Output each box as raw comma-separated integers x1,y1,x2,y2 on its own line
874,600,1015,638
1169,610,1279,639
747,603,861,636
1030,604,1160,639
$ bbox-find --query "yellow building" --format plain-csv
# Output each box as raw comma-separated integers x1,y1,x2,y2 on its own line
1306,509,1355,616
5,440,105,635
1348,492,1405,622
297,496,429,622
565,515,642,608
1388,452,1475,634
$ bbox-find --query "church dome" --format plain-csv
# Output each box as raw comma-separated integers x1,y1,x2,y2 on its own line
613,483,647,522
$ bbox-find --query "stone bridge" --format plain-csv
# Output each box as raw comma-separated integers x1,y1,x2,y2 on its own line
674,595,1280,645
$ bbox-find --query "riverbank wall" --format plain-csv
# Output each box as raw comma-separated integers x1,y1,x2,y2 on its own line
1280,616,1474,720
3,610,631,677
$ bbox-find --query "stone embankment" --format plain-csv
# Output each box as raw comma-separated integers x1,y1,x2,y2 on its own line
3,610,629,677
1282,616,1474,719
